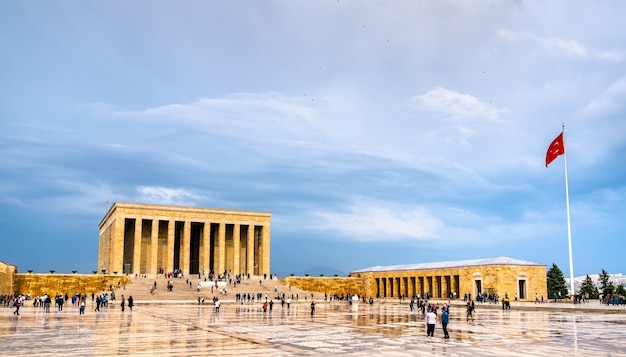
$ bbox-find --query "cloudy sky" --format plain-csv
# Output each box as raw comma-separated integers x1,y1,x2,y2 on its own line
1,1,625,278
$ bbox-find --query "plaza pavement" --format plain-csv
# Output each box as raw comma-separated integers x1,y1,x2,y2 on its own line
3,297,625,356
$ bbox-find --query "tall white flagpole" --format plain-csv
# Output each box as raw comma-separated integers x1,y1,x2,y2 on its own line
562,124,575,296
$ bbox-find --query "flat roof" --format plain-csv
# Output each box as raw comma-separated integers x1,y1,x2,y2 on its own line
99,202,272,228
351,256,543,273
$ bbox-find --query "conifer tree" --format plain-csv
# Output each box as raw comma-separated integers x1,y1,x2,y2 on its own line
616,284,626,297
547,263,569,298
579,274,599,298
598,269,615,296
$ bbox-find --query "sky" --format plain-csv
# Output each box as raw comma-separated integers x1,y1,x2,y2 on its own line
1,1,625,279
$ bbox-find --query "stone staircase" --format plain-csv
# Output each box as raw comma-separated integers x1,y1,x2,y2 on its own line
116,274,312,304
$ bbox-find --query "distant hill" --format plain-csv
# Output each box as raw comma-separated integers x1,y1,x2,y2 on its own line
570,273,626,294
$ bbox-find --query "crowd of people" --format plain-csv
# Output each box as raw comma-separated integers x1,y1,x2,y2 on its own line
2,288,134,316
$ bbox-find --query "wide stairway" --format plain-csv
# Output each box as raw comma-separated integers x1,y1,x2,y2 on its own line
116,274,311,304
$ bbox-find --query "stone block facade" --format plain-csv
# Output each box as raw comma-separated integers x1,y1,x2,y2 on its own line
99,202,271,277
0,260,17,295
280,276,364,297
0,266,131,297
350,257,547,301
14,274,131,297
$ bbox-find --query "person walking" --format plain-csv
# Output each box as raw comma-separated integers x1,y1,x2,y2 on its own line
56,295,64,312
120,295,125,311
79,300,86,315
441,307,450,339
128,296,134,311
425,307,437,338
310,301,316,316
13,297,21,315
466,301,475,321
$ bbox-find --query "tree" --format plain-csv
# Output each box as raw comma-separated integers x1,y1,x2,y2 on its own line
579,274,599,298
598,269,615,296
547,263,569,298
616,284,626,297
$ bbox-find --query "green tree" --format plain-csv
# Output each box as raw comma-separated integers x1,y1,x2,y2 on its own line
616,284,626,297
598,269,615,296
579,274,599,298
547,263,569,298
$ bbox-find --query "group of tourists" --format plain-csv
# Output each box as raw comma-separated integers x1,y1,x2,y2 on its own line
405,294,482,339
418,301,452,339
3,294,25,315
4,288,133,316
600,293,625,306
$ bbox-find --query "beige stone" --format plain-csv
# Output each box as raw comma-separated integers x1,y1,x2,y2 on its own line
280,276,364,296
98,202,272,277
0,260,17,295
350,258,547,301
13,273,130,297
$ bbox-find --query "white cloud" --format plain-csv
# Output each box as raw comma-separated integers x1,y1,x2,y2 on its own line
494,29,623,63
314,199,444,242
136,186,199,206
594,50,625,64
538,37,587,58
411,87,508,121
580,76,626,117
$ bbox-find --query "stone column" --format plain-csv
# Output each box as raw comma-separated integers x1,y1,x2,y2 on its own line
201,222,211,277
441,276,448,299
217,222,225,274
399,276,405,298
132,218,142,274
416,277,423,298
247,225,254,276
112,218,125,274
233,224,240,275
113,220,123,274
181,220,190,275
166,219,175,273
261,225,270,276
451,275,458,298
150,219,159,274
385,277,393,298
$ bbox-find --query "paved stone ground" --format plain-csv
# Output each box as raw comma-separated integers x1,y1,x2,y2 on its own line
2,301,625,356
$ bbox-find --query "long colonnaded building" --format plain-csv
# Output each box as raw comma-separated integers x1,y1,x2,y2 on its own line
350,257,547,301
98,202,271,277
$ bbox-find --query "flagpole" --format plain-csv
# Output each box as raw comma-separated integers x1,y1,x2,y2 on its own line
562,124,575,297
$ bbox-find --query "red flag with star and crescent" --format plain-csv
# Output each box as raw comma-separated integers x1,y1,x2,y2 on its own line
545,132,565,167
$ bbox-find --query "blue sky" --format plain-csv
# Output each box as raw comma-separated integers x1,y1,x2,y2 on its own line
1,1,625,278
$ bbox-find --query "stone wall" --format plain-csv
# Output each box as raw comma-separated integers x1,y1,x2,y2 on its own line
14,274,131,297
280,276,364,296
0,261,17,295
351,264,547,301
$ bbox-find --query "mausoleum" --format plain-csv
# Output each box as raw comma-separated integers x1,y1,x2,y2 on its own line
98,202,271,277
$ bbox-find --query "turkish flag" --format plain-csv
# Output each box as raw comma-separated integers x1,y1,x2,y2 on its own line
545,132,565,167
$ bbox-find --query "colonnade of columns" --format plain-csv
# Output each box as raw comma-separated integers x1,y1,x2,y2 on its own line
102,216,270,277
375,274,460,299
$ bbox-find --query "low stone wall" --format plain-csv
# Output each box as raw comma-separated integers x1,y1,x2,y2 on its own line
280,276,364,296
14,274,131,296
0,261,18,295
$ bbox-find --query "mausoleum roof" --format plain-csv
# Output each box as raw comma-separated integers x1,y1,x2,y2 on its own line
351,256,543,273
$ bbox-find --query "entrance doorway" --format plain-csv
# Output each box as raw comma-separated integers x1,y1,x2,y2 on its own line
518,279,527,300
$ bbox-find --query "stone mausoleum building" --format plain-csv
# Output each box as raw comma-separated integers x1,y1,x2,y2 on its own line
98,202,271,277
350,257,547,301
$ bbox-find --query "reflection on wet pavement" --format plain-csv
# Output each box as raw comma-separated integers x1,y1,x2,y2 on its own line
3,302,626,356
